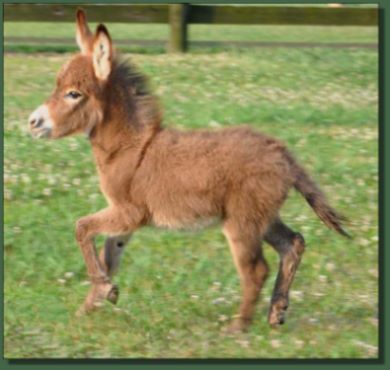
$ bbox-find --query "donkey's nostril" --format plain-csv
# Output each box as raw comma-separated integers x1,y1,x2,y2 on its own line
30,117,43,128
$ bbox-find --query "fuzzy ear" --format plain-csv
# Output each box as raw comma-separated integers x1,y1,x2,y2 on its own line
92,24,113,81
76,9,93,54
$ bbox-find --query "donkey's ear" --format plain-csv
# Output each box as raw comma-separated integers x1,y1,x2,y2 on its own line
76,9,93,54
92,24,113,81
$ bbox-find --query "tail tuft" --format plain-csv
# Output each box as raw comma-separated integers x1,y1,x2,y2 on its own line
306,194,351,238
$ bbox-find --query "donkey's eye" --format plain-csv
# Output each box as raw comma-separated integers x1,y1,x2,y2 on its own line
66,91,82,99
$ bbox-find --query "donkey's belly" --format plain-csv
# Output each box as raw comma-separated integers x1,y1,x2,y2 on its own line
145,164,226,230
149,192,223,230
152,212,221,230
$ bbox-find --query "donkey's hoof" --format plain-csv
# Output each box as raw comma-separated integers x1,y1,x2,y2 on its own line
268,297,289,326
75,304,93,317
223,317,249,335
268,307,287,326
75,307,86,317
269,315,285,327
106,284,119,305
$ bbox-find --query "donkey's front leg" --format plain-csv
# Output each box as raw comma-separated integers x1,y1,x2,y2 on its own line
99,234,132,277
75,207,137,315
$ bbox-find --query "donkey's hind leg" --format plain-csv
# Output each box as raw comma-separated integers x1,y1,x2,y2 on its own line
264,219,305,326
223,221,269,333
99,234,132,278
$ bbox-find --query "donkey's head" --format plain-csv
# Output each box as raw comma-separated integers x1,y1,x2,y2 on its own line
28,10,114,139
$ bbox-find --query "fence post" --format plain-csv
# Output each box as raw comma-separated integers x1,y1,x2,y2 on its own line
168,4,189,53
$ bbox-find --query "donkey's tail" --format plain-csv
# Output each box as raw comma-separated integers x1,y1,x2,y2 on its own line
284,150,350,238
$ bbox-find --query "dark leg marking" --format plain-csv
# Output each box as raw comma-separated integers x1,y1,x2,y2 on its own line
265,219,305,326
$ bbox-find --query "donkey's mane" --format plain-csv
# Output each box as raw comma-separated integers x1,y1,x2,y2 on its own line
111,57,162,130
113,57,150,96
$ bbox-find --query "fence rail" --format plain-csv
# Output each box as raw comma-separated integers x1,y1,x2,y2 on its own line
4,4,378,52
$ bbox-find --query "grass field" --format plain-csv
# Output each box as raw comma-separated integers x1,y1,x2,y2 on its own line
4,24,378,359
5,22,378,43
4,22,378,54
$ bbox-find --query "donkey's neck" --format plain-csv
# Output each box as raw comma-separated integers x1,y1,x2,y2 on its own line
90,118,159,170
89,117,160,206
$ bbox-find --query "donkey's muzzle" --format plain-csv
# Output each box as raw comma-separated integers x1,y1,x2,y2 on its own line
28,105,53,139
29,117,44,129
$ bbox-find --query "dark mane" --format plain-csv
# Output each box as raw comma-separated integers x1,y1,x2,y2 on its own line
111,56,162,129
112,57,150,96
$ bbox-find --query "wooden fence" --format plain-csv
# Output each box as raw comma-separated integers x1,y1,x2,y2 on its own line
4,4,378,52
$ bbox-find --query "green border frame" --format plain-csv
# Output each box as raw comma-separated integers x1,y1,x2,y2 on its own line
1,0,387,368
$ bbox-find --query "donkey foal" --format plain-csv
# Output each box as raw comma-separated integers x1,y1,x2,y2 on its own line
28,10,348,332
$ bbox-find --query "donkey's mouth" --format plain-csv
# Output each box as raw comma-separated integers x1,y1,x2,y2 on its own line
28,104,53,139
30,127,52,139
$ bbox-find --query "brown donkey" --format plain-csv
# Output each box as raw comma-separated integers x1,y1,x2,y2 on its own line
28,10,348,332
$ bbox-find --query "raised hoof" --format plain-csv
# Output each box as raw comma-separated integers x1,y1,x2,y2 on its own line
107,284,119,305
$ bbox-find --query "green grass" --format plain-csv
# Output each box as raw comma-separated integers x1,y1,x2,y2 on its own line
4,35,378,358
4,22,377,54
5,22,378,43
